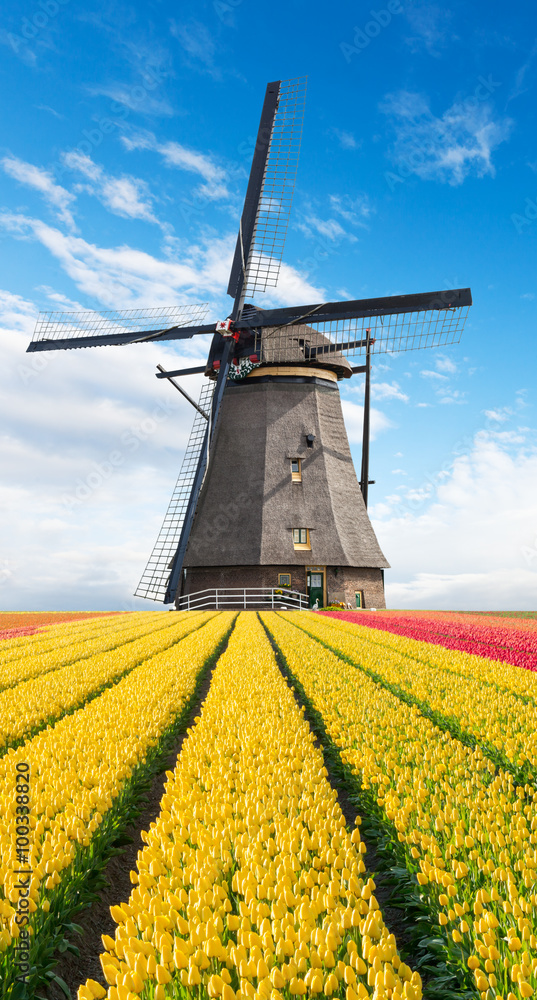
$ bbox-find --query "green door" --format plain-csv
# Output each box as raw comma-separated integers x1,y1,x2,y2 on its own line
307,571,324,608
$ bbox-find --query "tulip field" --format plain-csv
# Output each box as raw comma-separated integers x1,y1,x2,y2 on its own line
1,610,537,1000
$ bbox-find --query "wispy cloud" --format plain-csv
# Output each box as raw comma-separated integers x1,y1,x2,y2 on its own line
297,215,357,243
121,131,229,200
0,211,322,313
87,83,173,117
508,39,537,103
341,399,393,442
63,151,161,226
402,2,455,55
380,90,512,185
296,192,373,245
36,104,64,119
170,21,219,78
1,156,76,229
329,128,360,150
373,381,409,402
329,193,373,226
435,354,457,373
0,212,232,309
484,407,512,423
420,369,449,381
346,380,409,403
438,389,467,405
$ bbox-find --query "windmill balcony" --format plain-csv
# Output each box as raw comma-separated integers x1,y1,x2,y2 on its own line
175,586,309,611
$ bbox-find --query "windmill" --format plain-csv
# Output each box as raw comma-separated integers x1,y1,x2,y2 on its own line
27,77,472,610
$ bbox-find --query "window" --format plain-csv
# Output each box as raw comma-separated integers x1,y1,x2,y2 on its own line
278,573,291,587
293,528,311,550
290,458,302,482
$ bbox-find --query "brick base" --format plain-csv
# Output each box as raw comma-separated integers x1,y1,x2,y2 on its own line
325,566,386,610
181,565,386,610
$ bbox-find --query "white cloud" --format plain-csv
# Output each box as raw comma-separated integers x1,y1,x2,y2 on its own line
438,389,466,405
373,381,409,402
121,131,229,200
420,369,448,380
63,151,160,225
260,261,324,307
329,193,373,225
329,128,359,150
381,90,512,185
435,354,457,373
1,157,76,229
63,151,102,182
0,212,233,309
341,399,393,442
0,211,322,315
371,427,537,609
170,20,219,77
296,194,372,245
297,215,356,243
403,3,454,55
484,407,512,423
87,83,173,117
386,570,537,611
346,380,409,403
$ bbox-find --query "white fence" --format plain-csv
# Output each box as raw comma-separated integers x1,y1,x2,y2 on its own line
176,587,309,611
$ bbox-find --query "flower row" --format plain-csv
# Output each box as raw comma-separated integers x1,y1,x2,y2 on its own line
0,610,123,637
0,611,181,692
294,612,537,782
0,611,124,649
0,610,235,989
80,611,421,1000
321,611,537,670
264,612,537,1000
313,612,537,705
0,610,165,665
0,612,217,754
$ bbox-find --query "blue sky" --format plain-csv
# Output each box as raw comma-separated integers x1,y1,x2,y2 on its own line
1,0,536,610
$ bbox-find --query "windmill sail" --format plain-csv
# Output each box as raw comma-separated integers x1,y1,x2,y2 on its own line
27,305,210,352
227,77,307,306
134,379,215,602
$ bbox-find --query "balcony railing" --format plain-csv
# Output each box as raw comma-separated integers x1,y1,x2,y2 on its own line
176,587,309,611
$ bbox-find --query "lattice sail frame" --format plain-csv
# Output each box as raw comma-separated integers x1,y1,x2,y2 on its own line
30,304,209,346
243,77,307,297
254,305,470,364
135,379,215,602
